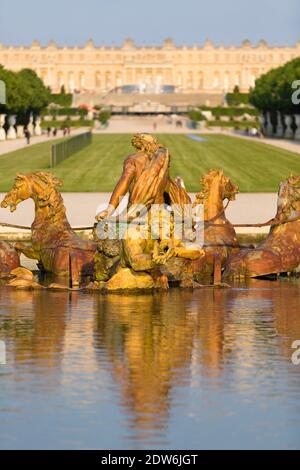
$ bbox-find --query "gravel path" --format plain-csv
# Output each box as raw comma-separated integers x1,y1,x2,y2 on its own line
0,127,89,156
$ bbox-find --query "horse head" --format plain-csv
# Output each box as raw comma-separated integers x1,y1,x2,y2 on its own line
1,172,63,216
195,169,238,210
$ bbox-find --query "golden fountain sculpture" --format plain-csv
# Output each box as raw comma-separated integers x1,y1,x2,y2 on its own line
1,134,300,290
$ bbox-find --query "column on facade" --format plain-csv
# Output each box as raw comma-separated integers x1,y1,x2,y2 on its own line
223,71,230,93
68,72,75,93
202,68,211,93
57,71,64,91
127,67,136,85
176,71,183,90
135,68,141,88
115,70,122,88
144,68,150,89
241,68,248,92
197,71,204,91
186,71,193,90
124,68,131,86
155,69,162,93
94,71,99,90
78,71,86,90
212,71,220,90
233,71,241,90
48,68,55,92
86,68,95,90
131,68,136,86
165,68,173,87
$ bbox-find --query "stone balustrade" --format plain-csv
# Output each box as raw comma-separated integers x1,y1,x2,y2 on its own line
0,114,42,141
261,112,300,141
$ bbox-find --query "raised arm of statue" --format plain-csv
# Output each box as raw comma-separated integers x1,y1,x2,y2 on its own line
96,157,135,221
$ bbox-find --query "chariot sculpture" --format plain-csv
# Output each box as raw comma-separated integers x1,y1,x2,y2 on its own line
0,133,300,291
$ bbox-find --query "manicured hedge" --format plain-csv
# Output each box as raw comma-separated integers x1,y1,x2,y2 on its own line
49,93,73,107
210,107,259,118
42,107,88,117
187,109,206,121
207,120,259,129
189,106,259,121
226,92,250,106
41,119,93,129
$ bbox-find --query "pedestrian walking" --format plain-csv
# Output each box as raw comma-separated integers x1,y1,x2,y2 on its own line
24,129,31,145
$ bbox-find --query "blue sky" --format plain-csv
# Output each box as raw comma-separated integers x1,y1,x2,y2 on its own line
0,0,299,46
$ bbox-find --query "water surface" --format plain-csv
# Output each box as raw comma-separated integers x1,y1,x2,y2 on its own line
0,279,300,449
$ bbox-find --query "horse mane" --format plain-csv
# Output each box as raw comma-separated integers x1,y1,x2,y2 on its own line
279,174,300,216
287,174,300,187
24,172,65,218
194,169,224,205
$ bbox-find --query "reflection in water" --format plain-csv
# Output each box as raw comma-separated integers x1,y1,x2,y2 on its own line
95,291,197,442
0,280,300,449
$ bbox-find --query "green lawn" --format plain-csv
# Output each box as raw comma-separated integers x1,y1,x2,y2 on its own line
0,133,299,192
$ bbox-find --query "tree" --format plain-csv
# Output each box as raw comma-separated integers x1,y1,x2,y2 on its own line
0,65,26,115
99,110,111,125
18,68,51,114
249,58,300,114
0,65,50,118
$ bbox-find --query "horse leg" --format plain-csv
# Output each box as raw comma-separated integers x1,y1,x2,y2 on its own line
70,252,80,288
14,242,40,261
213,251,222,285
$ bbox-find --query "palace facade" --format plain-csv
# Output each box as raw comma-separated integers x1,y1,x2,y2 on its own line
0,38,299,95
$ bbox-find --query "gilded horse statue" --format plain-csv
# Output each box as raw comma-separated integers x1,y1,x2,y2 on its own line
96,167,240,289
161,169,240,285
224,174,300,279
1,172,97,286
